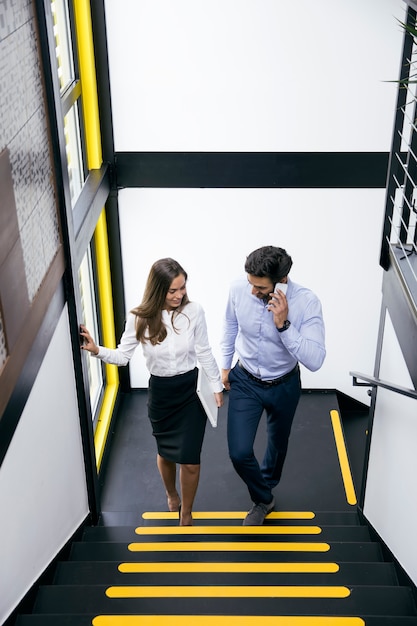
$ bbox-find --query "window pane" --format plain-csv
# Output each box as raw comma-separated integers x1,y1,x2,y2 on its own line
79,246,103,421
51,0,75,93
64,102,85,206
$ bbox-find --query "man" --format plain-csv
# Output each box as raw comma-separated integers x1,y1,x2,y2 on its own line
221,245,326,525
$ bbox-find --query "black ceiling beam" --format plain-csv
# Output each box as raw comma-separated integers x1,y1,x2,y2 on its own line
115,152,390,189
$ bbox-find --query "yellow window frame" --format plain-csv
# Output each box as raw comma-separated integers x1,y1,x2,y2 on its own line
73,0,119,471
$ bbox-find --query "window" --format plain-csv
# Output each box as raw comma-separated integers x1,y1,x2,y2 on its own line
51,0,86,207
64,101,84,204
79,245,103,421
51,0,75,92
45,0,119,466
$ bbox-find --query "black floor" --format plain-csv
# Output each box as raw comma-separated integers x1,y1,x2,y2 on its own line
98,389,368,526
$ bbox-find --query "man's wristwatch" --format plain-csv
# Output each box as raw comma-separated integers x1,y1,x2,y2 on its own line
277,320,291,333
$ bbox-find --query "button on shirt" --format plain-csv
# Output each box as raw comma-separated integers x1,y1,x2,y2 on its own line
220,277,326,380
96,301,223,392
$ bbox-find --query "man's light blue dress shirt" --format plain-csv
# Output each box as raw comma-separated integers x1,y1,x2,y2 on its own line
221,276,326,380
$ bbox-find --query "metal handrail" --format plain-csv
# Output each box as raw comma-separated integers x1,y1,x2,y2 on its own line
350,370,417,400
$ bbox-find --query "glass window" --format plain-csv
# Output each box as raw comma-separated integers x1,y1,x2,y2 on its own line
51,0,75,93
51,0,86,207
64,101,85,206
79,246,103,422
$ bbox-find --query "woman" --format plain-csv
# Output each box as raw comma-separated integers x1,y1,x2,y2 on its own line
80,258,223,526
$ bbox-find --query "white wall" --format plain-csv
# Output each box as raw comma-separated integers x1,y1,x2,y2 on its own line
104,0,404,152
117,187,383,402
363,310,417,586
104,0,405,403
0,306,89,624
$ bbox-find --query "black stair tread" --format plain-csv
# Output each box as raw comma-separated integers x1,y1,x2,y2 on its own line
54,559,398,586
14,616,417,626
82,525,371,543
359,615,417,626
69,540,383,562
136,510,362,527
15,617,94,626
32,584,417,616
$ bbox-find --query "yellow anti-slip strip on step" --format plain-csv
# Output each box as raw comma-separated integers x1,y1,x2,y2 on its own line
105,585,351,599
142,511,315,520
93,617,364,626
135,525,322,536
128,541,330,552
330,410,357,506
118,562,340,574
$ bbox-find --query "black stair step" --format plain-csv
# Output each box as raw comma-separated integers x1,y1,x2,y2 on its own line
32,584,417,616
69,540,383,563
54,559,399,586
15,617,94,626
14,615,417,626
137,510,362,527
82,525,371,543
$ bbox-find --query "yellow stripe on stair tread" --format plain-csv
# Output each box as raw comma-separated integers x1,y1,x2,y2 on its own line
142,511,315,520
105,585,351,598
93,617,365,626
128,541,330,552
118,561,340,573
330,410,357,505
135,525,322,535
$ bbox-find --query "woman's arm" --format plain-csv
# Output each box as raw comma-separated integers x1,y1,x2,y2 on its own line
80,314,140,366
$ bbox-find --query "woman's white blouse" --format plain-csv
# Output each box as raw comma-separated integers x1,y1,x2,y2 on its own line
96,302,223,392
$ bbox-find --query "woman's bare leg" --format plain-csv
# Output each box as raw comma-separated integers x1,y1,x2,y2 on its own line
179,464,200,526
157,454,180,512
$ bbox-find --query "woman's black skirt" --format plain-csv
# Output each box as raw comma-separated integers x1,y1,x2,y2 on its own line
148,367,207,464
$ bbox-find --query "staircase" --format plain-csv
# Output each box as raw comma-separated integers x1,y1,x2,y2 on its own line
12,390,417,624
14,507,417,625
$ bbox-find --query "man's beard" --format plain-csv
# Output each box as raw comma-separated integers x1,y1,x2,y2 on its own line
255,293,271,303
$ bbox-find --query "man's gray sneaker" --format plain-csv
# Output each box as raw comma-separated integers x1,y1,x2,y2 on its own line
243,497,275,526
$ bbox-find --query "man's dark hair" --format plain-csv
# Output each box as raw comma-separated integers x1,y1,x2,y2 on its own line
244,246,293,283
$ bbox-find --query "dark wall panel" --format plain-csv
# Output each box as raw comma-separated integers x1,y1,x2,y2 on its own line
115,152,389,189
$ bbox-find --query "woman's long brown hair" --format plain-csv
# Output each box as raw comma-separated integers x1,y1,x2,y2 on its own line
131,258,190,345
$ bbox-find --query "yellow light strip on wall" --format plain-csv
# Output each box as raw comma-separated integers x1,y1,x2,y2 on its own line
73,0,119,471
93,210,119,470
105,585,351,599
128,541,330,553
93,617,364,626
330,410,357,506
118,562,340,574
72,0,101,168
134,526,322,536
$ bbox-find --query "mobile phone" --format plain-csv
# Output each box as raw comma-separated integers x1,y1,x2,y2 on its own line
274,282,287,295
